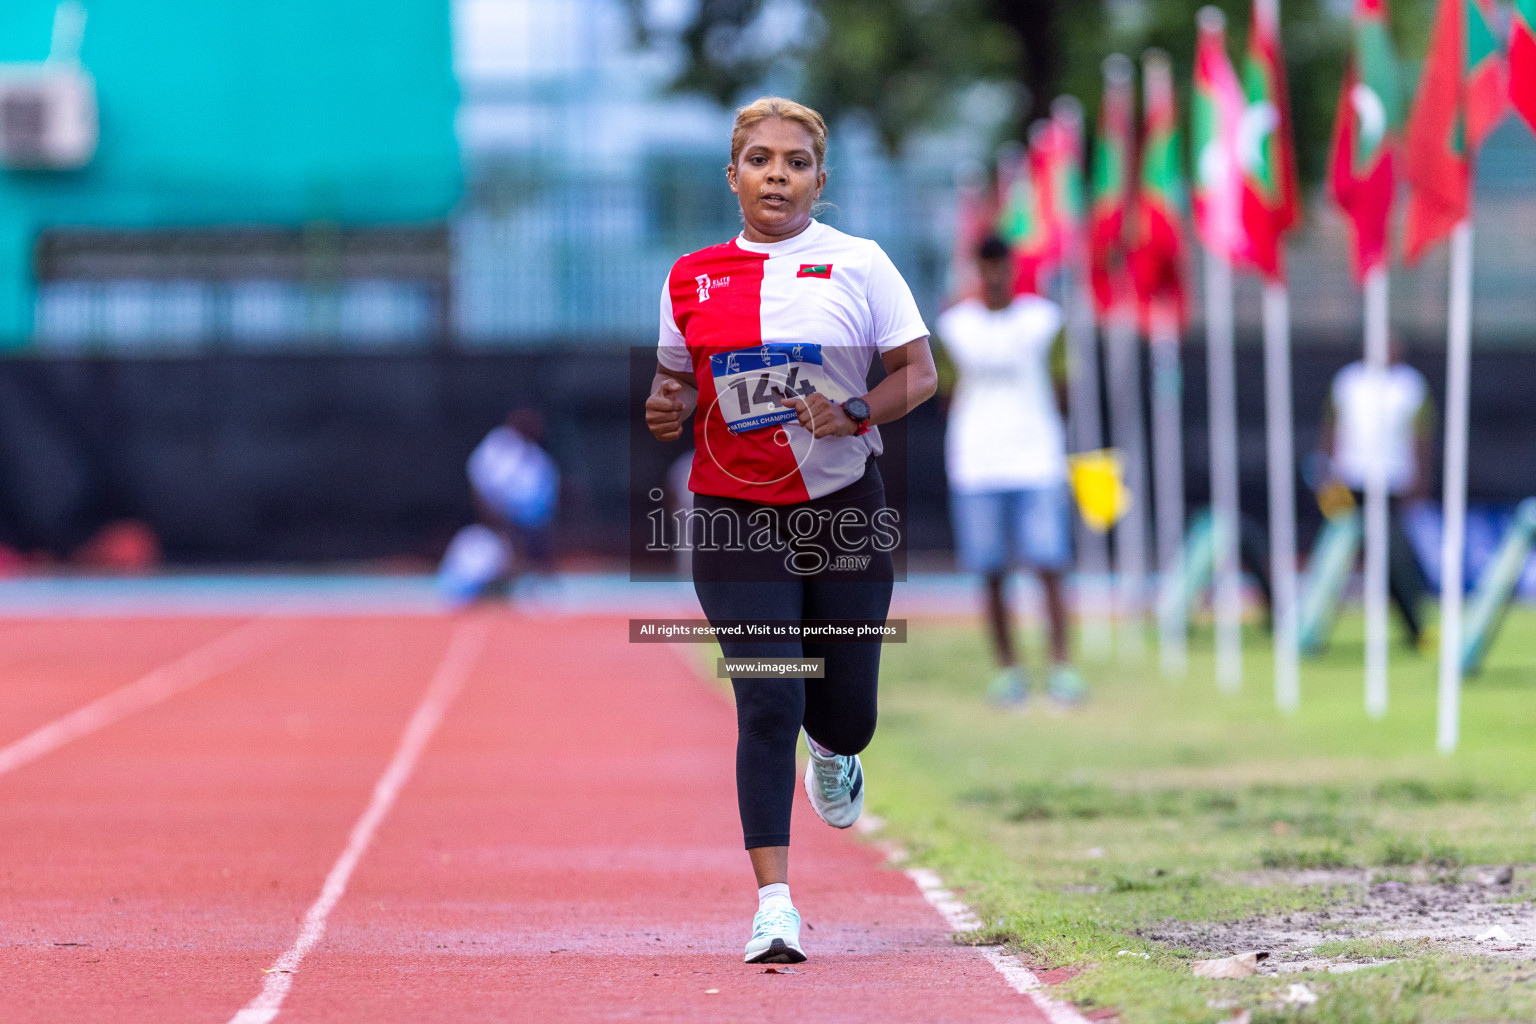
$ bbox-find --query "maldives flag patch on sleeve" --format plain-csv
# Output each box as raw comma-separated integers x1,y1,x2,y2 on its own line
797,264,833,279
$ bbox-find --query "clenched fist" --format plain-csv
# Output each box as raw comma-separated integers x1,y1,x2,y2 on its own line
647,378,694,441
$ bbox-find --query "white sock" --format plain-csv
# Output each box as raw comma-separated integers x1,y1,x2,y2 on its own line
804,733,837,759
758,882,792,910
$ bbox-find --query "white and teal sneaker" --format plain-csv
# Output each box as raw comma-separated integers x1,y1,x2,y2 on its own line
744,903,806,964
986,666,1029,707
1047,663,1089,706
804,742,864,829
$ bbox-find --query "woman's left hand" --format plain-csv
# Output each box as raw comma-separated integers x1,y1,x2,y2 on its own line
781,393,857,438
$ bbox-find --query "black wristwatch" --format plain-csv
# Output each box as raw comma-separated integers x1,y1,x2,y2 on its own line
841,396,872,435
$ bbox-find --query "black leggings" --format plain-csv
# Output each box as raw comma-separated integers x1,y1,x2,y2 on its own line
691,460,894,849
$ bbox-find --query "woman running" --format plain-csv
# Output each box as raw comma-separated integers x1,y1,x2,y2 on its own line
644,96,936,964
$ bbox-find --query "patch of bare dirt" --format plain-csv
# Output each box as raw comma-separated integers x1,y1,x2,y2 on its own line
1136,866,1536,971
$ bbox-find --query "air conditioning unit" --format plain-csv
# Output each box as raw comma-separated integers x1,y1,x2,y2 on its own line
0,65,98,171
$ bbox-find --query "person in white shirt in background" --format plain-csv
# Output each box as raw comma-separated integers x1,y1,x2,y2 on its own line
936,235,1085,706
469,408,560,574
438,409,560,605
1319,337,1434,649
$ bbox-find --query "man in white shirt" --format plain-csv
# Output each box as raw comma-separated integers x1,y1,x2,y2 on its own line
1319,338,1433,648
936,236,1085,706
438,409,560,604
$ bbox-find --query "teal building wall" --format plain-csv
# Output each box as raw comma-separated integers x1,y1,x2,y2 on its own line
0,0,461,346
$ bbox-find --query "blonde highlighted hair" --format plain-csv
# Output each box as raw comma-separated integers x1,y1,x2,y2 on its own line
729,96,828,169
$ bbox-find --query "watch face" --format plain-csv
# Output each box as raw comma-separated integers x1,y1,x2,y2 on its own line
845,398,870,422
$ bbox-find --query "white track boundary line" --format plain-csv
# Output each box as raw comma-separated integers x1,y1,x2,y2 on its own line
226,619,490,1024
904,867,1093,1024
0,618,288,778
668,638,1093,1022
854,819,1093,1024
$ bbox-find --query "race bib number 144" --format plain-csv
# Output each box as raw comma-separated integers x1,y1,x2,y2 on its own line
709,343,825,434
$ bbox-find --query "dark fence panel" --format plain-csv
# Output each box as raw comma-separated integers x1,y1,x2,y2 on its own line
0,342,1533,564
0,350,623,561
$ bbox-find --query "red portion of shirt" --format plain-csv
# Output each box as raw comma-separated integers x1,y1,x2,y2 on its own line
669,243,811,505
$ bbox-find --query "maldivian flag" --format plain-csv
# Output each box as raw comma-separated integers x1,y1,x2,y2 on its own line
948,173,992,301
1090,54,1136,318
1237,0,1300,282
1028,123,1066,286
1130,49,1188,328
1328,0,1403,281
995,145,1049,295
1191,7,1246,263
1511,0,1536,132
1050,99,1088,254
1028,111,1090,284
1404,0,1507,262
1029,119,1068,277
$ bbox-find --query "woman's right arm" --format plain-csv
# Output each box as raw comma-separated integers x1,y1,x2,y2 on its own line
645,364,699,441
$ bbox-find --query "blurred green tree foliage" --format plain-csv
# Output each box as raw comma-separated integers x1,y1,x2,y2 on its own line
625,0,1031,152
627,0,1435,192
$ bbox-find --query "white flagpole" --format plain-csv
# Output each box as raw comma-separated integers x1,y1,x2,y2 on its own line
1263,281,1300,712
1052,96,1113,662
1437,220,1474,755
1362,265,1391,719
1205,247,1243,691
1150,308,1187,678
1108,309,1150,660
1065,261,1114,660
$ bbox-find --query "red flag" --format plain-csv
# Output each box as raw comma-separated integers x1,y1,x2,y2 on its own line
1328,0,1403,281
1463,0,1508,146
1048,96,1089,266
948,171,993,302
1130,49,1188,329
1089,55,1136,319
1511,0,1536,133
1237,0,1301,281
1029,119,1067,279
1404,0,1507,262
1019,115,1088,292
994,145,1049,295
1191,7,1247,262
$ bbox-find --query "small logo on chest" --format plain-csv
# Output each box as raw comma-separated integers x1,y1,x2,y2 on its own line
695,274,731,302
797,264,833,279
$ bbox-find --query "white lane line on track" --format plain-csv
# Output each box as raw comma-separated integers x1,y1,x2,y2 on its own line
900,862,1094,1024
0,618,288,778
227,618,491,1024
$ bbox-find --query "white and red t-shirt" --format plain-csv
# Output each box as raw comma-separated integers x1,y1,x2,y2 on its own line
658,220,928,504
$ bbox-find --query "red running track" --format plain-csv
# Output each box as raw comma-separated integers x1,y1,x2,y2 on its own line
0,611,1051,1023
